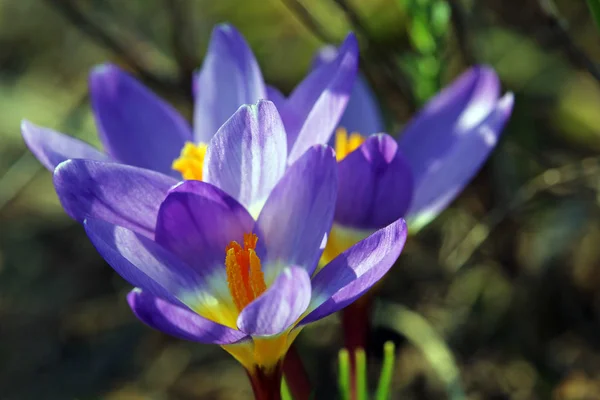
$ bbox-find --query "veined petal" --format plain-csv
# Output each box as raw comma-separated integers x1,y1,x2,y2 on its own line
204,100,287,213
300,218,407,325
155,180,265,329
53,159,177,238
84,218,204,306
312,46,384,135
256,145,337,280
128,289,248,345
335,134,413,230
237,266,311,336
398,66,500,185
406,93,514,229
21,120,109,171
285,34,359,163
90,63,192,176
193,24,267,143
155,180,255,273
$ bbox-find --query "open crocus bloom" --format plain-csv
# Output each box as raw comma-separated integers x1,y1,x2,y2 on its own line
52,143,407,374
307,46,514,263
21,24,358,179
51,100,290,235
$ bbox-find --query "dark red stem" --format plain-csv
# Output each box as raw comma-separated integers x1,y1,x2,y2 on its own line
247,363,283,400
341,294,374,400
283,345,312,400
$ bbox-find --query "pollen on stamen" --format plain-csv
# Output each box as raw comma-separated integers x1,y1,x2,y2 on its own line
172,141,207,180
225,233,266,312
335,127,366,161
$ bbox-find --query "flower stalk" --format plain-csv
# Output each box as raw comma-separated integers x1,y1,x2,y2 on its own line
247,363,284,400
283,345,312,400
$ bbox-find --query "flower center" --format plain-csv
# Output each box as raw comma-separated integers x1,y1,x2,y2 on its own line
172,141,207,180
335,127,366,161
225,233,267,312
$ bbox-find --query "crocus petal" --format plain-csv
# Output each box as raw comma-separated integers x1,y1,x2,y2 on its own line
256,145,337,279
90,63,192,176
204,100,287,213
193,24,267,143
21,120,110,171
312,46,384,135
155,180,255,273
266,85,286,110
53,159,177,238
310,45,338,69
237,266,311,336
84,218,205,306
406,93,514,229
284,34,359,163
128,289,248,344
300,218,407,325
398,66,500,185
335,134,413,230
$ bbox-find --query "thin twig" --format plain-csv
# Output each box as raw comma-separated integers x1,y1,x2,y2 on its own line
537,0,600,83
442,156,600,272
280,0,338,44
45,0,186,98
447,0,476,65
165,0,196,91
332,0,417,110
0,93,90,213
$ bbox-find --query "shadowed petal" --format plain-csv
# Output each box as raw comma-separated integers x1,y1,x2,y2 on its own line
204,100,287,213
54,159,177,238
84,218,205,306
90,63,192,176
398,66,500,185
266,85,286,110
193,24,267,143
284,34,359,163
155,180,255,273
406,93,514,229
21,120,109,171
335,134,413,229
300,218,407,325
312,46,384,135
256,145,337,279
237,267,311,336
128,289,248,344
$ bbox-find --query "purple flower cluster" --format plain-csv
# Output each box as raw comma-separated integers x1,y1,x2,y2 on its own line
21,23,512,373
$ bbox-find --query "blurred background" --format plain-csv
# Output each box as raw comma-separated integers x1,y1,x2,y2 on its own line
1,0,600,399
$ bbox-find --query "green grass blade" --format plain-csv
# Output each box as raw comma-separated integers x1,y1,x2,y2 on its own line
374,302,466,400
281,378,293,400
375,341,396,400
338,349,351,400
355,348,368,400
587,0,600,32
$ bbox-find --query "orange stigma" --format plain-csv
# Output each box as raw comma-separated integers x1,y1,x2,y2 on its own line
172,142,207,180
335,127,366,161
225,233,267,312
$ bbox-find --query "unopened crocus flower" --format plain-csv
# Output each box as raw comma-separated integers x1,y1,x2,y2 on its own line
21,24,358,181
301,47,514,265
51,100,408,396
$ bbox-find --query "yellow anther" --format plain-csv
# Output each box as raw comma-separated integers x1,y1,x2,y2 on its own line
335,127,366,161
225,233,266,312
172,142,207,180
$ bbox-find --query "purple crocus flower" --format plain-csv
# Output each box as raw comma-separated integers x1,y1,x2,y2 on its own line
21,24,358,181
51,100,408,377
295,47,514,263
